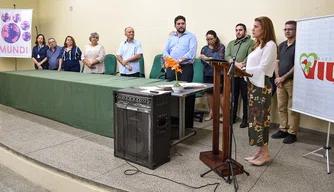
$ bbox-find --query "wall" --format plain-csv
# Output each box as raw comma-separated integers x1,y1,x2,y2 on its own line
0,0,40,71
3,0,334,134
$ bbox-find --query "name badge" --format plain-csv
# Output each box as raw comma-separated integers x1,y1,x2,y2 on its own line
37,54,40,59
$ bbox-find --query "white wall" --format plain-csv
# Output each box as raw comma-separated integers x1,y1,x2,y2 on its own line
1,0,334,134
0,0,39,71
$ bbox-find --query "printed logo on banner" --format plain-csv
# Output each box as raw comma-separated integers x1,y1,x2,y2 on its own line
0,9,32,58
1,12,31,43
300,53,334,82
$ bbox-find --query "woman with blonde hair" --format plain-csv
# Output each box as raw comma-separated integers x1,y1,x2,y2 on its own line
235,16,278,166
81,32,106,74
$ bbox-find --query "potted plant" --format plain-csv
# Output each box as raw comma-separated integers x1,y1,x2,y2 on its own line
164,57,184,92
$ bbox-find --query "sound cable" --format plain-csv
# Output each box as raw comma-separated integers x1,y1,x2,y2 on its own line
120,100,220,192
123,160,220,192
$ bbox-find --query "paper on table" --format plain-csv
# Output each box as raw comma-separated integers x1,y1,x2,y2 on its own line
140,89,171,94
138,86,163,90
179,82,207,88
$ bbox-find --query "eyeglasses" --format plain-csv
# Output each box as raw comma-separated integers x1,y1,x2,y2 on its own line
283,28,294,31
206,38,214,41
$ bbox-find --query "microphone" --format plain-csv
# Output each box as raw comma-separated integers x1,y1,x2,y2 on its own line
234,35,251,45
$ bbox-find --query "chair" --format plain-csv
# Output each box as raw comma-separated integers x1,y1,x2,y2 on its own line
149,54,166,79
139,55,145,78
192,58,205,122
104,54,118,75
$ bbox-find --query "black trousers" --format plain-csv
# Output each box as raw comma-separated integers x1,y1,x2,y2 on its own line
167,64,195,128
233,77,248,122
270,73,277,96
121,72,140,77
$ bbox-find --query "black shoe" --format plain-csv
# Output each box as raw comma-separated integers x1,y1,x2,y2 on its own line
271,130,289,139
283,134,297,144
240,121,248,128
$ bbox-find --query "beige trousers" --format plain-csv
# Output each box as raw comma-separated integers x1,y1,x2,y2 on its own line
277,80,300,135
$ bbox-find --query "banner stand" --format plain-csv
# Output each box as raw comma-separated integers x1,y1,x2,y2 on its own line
303,122,332,174
14,58,17,71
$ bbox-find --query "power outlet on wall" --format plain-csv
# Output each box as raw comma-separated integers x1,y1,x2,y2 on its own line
69,6,73,11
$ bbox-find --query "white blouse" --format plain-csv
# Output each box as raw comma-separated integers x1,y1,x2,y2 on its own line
82,44,106,74
246,40,277,88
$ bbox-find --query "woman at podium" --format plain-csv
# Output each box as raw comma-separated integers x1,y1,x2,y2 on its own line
199,30,225,122
236,16,278,166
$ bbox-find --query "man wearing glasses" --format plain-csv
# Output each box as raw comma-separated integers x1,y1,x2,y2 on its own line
271,20,300,144
225,23,254,128
46,38,62,70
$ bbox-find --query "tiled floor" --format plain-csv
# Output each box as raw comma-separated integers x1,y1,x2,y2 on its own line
0,164,49,192
0,105,333,192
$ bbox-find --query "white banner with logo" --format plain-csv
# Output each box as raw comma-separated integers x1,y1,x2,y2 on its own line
0,9,33,58
293,15,334,123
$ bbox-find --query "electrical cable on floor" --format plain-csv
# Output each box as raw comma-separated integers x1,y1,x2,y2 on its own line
120,101,220,192
123,160,220,192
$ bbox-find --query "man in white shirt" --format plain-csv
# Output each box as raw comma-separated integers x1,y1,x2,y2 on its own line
116,27,143,77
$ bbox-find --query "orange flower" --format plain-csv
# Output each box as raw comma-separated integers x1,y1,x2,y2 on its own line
175,68,183,73
165,57,182,73
171,64,180,70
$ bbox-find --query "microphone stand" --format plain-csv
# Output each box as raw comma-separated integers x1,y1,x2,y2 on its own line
200,38,249,192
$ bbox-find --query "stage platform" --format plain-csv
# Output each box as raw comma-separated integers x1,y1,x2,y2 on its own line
0,70,164,137
1,105,333,192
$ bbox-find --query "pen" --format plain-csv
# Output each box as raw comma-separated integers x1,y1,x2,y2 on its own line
150,90,159,94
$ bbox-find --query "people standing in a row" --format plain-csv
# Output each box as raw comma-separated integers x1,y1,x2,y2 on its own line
82,32,106,74
32,34,49,70
225,23,254,128
199,30,225,122
116,27,143,77
58,36,82,72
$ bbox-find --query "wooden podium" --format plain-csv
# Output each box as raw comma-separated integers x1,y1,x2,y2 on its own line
199,59,252,177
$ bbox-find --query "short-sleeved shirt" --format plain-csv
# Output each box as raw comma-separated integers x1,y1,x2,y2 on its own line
47,46,62,70
117,39,143,75
32,44,49,68
82,44,106,74
278,40,295,81
200,44,225,76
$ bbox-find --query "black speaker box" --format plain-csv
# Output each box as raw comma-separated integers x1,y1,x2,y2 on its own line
114,88,171,169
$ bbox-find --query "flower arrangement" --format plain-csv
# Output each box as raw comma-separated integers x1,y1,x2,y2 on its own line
164,57,183,87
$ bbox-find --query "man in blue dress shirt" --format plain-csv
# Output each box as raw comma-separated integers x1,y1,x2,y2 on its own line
163,15,198,129
163,15,197,82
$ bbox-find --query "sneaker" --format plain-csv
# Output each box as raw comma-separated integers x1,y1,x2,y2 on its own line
240,121,248,128
283,134,297,144
271,130,289,139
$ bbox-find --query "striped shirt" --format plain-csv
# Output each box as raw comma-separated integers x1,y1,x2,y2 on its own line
58,46,82,61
